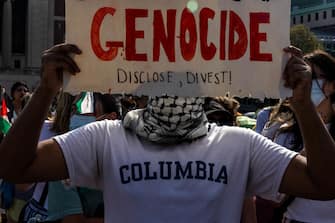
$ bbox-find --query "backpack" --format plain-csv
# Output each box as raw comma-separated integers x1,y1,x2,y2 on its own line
18,182,48,223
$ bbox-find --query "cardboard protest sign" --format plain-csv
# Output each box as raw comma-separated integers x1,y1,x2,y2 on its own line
65,0,291,98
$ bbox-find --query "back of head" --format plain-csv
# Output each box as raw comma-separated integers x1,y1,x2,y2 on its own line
204,96,240,126
101,94,122,119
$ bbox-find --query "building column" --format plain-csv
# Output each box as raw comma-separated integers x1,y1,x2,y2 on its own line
1,0,12,68
26,0,50,72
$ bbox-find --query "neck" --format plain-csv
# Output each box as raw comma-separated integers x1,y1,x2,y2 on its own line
13,100,22,113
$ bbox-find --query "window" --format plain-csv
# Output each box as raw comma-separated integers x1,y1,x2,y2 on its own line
54,0,65,45
54,21,65,45
293,16,296,24
12,0,28,54
308,14,311,22
0,2,3,52
332,9,335,17
14,60,21,69
315,12,319,20
54,0,65,17
300,15,304,23
323,11,327,19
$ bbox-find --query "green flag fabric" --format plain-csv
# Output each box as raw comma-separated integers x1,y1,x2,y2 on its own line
75,92,94,114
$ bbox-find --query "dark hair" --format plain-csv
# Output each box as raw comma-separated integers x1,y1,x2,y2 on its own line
304,50,335,81
51,92,75,134
204,96,240,126
10,81,29,98
101,94,122,117
93,93,122,118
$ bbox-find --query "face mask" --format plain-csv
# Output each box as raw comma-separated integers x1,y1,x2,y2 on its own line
69,114,96,131
311,79,326,106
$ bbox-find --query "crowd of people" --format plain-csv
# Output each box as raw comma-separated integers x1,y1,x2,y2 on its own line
0,43,334,223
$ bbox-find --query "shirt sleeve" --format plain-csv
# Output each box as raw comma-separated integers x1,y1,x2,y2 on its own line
246,129,298,201
53,120,109,189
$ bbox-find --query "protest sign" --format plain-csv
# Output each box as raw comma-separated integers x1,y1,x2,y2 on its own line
65,0,291,98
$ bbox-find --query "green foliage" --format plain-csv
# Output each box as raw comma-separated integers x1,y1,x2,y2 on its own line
290,24,324,54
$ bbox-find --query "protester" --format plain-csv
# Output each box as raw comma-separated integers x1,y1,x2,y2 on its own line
2,92,33,223
47,92,120,223
260,99,303,152
204,96,257,223
282,50,335,223
47,92,101,223
0,44,335,223
9,82,29,123
255,99,303,223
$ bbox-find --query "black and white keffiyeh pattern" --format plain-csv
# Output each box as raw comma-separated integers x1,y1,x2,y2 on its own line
123,96,209,144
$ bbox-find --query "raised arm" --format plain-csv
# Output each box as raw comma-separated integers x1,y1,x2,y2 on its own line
279,46,335,200
0,44,81,183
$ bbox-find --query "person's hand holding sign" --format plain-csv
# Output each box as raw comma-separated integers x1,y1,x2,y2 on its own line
283,46,313,112
41,43,82,96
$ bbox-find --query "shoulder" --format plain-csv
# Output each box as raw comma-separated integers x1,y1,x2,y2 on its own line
54,119,127,144
214,125,286,151
82,119,123,132
83,119,138,143
209,125,260,142
257,107,272,119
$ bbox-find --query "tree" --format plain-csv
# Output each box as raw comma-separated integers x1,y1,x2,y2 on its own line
290,24,323,54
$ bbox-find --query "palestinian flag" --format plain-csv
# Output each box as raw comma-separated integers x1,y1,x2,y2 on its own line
0,98,11,135
75,92,94,114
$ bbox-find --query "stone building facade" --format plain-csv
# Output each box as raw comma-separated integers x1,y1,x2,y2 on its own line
0,0,65,91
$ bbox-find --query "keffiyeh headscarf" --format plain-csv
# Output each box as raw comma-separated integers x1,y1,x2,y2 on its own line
123,96,209,144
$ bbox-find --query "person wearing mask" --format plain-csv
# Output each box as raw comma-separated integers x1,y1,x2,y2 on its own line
1,44,335,223
283,50,335,223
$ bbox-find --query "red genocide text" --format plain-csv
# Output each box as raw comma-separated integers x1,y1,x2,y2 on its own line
90,7,272,62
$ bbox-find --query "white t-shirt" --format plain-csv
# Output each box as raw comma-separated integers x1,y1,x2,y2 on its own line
54,120,297,223
285,198,335,223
